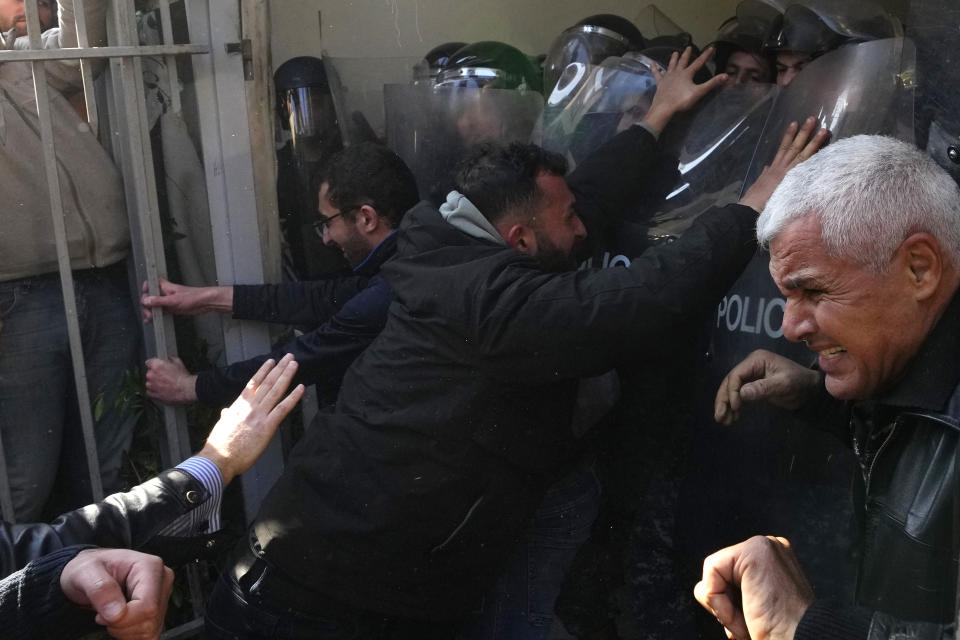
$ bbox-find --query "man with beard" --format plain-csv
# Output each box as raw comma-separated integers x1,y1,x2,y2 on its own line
204,48,827,639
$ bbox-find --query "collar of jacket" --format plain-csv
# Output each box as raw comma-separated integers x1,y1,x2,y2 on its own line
870,289,960,413
352,229,399,276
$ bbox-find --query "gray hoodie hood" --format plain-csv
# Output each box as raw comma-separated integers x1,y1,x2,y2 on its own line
439,190,506,246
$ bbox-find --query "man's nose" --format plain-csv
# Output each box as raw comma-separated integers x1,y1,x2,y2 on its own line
321,225,335,247
574,215,587,241
780,298,815,344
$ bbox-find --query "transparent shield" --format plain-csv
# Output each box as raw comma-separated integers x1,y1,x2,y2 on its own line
741,37,917,192
535,54,659,167
385,84,544,204
322,55,422,146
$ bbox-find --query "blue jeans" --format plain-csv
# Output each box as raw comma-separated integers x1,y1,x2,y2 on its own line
0,264,140,521
458,465,602,640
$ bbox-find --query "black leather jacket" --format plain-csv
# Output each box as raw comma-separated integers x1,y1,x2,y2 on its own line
0,467,214,578
797,293,960,640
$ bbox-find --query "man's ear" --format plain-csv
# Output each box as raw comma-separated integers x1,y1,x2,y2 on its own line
501,223,536,254
898,232,943,301
355,205,380,233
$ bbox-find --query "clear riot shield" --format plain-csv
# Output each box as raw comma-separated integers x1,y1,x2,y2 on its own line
907,0,960,182
536,53,658,166
677,36,917,615
322,56,422,146
536,52,776,242
742,37,916,189
384,84,544,205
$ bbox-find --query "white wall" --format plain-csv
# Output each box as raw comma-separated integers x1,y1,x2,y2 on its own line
269,1,740,70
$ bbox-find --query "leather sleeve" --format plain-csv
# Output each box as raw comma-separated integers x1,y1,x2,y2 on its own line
0,469,206,579
795,599,955,640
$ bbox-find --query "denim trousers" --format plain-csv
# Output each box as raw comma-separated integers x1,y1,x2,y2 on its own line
458,465,602,640
0,263,140,521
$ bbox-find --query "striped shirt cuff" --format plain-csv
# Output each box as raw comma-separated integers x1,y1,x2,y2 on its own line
155,456,224,536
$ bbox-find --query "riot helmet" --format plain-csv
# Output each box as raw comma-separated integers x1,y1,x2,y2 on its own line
413,41,467,83
763,0,901,85
710,0,785,84
275,56,339,140
435,41,543,93
543,14,645,96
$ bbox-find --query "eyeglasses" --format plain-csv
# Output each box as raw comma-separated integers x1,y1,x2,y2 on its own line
312,204,364,238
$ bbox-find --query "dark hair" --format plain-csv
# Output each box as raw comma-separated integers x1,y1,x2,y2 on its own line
454,142,567,223
315,142,420,228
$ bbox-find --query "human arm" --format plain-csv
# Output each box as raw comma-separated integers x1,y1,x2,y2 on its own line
194,278,391,408
567,47,727,233
0,357,303,577
713,349,850,437
694,536,954,640
231,275,370,325
0,545,171,640
140,278,234,323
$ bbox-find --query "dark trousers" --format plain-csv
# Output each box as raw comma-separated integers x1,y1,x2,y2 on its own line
204,536,459,640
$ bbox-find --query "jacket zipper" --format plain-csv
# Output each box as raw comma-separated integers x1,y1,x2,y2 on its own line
430,495,484,554
863,418,898,500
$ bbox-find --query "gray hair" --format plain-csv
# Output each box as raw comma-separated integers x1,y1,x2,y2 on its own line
757,135,960,272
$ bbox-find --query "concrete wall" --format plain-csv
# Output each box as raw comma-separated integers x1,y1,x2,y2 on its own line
269,1,741,71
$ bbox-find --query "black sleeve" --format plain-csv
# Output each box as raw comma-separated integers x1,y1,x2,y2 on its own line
232,275,369,326
0,545,100,639
794,376,852,443
0,470,204,579
468,202,759,381
796,599,954,640
566,124,661,238
196,278,391,408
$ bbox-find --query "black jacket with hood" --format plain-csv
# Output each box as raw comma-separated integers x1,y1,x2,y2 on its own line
253,125,761,619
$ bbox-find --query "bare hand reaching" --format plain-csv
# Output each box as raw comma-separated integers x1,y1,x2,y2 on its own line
714,349,821,426
643,46,729,134
198,354,304,485
738,117,830,212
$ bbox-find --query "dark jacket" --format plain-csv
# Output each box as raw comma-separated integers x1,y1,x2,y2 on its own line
253,125,760,620
0,545,100,639
0,468,211,579
194,233,397,408
796,292,960,640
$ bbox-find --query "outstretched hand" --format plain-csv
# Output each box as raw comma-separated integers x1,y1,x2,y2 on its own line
714,349,821,426
198,354,304,485
738,117,829,212
644,46,728,134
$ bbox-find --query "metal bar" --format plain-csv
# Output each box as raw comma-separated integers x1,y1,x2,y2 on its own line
69,0,99,137
0,423,16,521
0,44,208,61
157,0,183,115
110,1,205,623
110,0,191,467
24,0,103,502
160,617,204,640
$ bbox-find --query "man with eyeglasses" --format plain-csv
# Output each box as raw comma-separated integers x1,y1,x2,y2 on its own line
141,142,419,410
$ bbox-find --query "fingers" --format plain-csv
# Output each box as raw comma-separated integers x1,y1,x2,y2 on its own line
97,561,172,640
677,46,691,69
254,354,297,410
687,46,714,74
667,49,679,72
695,549,751,640
269,383,306,424
772,117,829,169
75,562,129,624
244,357,278,393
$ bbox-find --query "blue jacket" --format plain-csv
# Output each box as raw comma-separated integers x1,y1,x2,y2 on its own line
194,232,398,408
